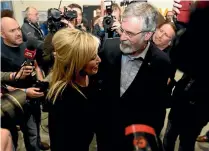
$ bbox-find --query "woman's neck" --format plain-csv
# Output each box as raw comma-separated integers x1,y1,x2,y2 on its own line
75,75,89,87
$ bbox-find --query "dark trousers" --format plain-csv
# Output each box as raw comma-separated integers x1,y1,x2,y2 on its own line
20,101,41,151
163,119,206,151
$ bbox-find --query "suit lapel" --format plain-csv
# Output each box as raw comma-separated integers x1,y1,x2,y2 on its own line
115,52,122,98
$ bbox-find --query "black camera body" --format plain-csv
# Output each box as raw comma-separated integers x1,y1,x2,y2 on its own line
33,80,49,93
103,4,114,32
47,7,77,33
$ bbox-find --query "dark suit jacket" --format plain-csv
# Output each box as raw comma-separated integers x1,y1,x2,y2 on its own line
95,38,171,150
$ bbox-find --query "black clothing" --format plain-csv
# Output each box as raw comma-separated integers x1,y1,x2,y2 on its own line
0,41,34,88
164,3,209,151
21,18,44,66
48,84,95,151
1,40,42,150
1,41,25,72
21,18,44,41
41,33,55,75
92,24,120,50
95,38,171,151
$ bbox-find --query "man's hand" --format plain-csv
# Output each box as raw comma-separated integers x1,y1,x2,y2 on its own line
6,85,17,92
61,19,75,29
15,65,33,80
77,23,87,31
26,87,44,98
96,17,104,29
111,19,122,35
173,0,182,15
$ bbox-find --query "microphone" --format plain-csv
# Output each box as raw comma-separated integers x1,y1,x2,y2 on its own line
125,124,162,151
24,38,37,65
23,38,37,77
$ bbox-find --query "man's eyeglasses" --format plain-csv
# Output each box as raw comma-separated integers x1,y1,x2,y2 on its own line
120,27,148,38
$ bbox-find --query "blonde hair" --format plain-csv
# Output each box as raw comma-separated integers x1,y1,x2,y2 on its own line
47,28,100,104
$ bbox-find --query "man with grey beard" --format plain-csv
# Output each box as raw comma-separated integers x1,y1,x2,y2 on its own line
94,2,171,151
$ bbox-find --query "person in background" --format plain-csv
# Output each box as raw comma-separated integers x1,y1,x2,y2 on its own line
163,0,209,150
93,2,122,49
68,3,88,31
92,7,102,27
47,28,101,151
165,11,175,21
41,6,76,75
1,17,49,150
152,21,176,54
21,7,44,42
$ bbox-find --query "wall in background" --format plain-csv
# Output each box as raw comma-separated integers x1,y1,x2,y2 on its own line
12,0,102,25
12,0,174,26
1,1,13,10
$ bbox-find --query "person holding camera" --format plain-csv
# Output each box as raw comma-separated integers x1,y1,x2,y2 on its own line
41,6,78,75
68,3,89,31
1,17,49,150
93,2,122,49
47,28,101,151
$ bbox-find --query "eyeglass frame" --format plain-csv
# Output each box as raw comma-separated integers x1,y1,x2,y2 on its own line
120,27,152,38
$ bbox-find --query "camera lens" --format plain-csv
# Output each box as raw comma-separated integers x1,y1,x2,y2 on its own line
1,90,26,126
105,19,111,25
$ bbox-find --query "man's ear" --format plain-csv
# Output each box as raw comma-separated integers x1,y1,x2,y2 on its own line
144,32,154,41
1,31,5,38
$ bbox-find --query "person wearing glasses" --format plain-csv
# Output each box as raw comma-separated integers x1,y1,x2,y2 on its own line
93,2,122,50
152,21,176,55
94,2,171,150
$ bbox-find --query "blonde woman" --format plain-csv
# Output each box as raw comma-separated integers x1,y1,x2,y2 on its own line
47,28,101,151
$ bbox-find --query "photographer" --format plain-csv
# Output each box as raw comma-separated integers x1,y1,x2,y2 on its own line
41,6,77,75
1,17,49,150
68,3,88,31
93,2,122,49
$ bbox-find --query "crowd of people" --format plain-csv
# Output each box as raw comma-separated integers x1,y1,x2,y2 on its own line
1,0,209,151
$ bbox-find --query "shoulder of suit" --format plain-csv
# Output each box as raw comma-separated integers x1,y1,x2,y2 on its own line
149,42,170,64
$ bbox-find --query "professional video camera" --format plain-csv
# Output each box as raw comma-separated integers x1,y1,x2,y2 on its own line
47,7,77,33
1,90,26,128
103,1,115,36
1,80,49,128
